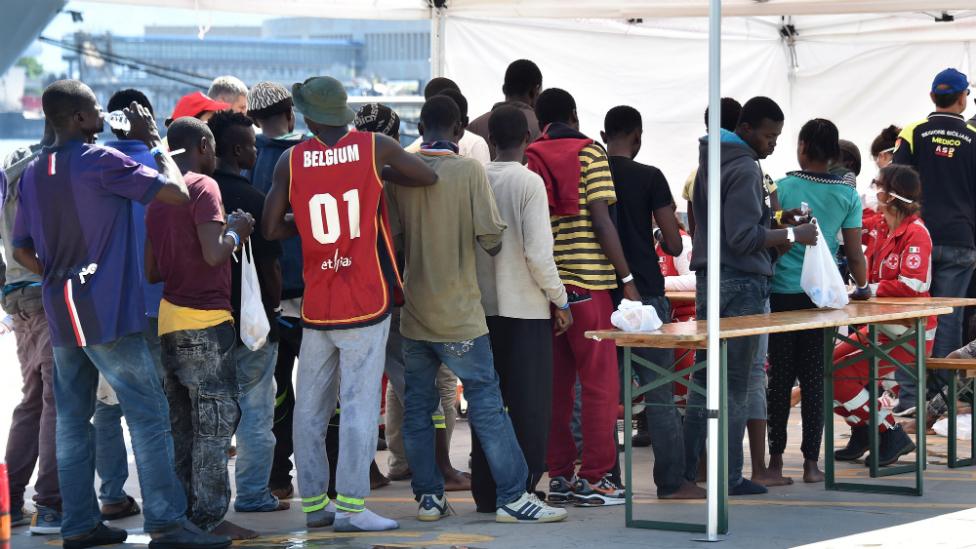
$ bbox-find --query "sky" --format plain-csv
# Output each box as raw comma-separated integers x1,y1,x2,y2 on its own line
32,1,274,74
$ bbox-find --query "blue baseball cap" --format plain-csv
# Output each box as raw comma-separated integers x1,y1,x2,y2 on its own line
932,68,970,95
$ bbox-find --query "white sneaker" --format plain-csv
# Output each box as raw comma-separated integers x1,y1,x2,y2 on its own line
417,493,452,522
496,492,568,524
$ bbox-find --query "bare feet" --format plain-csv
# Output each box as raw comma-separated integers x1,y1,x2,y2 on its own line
753,454,793,486
211,520,258,540
803,459,824,483
388,469,412,481
790,386,802,408
659,482,707,500
270,483,294,500
442,468,472,491
370,461,391,490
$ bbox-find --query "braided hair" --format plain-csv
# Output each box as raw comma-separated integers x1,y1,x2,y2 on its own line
798,118,840,163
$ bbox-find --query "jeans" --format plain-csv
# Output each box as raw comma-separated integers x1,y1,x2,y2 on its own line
52,332,186,538
5,308,60,511
684,269,769,488
621,296,686,497
402,335,528,507
898,245,976,408
747,300,769,420
94,319,164,506
233,341,280,511
161,322,240,532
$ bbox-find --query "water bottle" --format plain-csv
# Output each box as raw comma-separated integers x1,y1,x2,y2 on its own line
105,110,131,134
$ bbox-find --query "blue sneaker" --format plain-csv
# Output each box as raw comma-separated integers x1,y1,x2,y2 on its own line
30,504,62,535
416,494,452,522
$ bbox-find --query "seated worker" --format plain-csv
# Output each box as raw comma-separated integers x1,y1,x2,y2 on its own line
833,164,933,466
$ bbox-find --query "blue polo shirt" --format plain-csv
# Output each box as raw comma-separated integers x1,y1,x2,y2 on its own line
12,140,165,347
104,139,164,318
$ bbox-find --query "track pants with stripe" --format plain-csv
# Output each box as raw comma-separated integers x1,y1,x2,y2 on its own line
294,318,389,514
832,327,933,430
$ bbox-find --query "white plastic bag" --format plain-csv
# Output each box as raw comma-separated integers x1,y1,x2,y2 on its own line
800,218,849,309
611,299,663,332
240,239,269,351
933,414,972,441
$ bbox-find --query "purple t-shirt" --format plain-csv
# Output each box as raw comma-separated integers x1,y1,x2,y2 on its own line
12,141,165,347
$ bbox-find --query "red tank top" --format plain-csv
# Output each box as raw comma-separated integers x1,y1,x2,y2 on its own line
289,131,401,329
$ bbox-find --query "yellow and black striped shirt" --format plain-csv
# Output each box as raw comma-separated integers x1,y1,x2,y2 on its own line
550,144,617,290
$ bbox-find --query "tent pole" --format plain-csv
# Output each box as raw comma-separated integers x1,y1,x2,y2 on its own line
429,5,446,78
705,0,722,541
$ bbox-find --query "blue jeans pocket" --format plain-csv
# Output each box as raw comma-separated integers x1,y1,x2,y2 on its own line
197,390,239,437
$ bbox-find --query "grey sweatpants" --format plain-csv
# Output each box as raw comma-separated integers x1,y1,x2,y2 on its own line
294,318,389,514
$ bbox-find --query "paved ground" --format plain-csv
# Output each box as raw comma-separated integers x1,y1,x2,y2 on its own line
2,335,974,548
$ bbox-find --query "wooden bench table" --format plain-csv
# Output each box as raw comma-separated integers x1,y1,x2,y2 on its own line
587,301,953,534
927,358,976,467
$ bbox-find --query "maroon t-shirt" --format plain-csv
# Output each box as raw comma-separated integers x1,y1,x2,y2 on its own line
146,171,231,311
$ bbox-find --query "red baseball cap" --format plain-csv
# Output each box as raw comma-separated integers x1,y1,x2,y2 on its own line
166,91,230,125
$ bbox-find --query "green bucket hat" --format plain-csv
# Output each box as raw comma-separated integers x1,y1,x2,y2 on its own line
292,76,356,126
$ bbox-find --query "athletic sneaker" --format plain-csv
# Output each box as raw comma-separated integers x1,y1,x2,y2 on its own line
496,492,568,523
547,476,576,504
417,494,452,522
10,507,31,527
892,403,916,417
573,475,625,507
29,504,62,535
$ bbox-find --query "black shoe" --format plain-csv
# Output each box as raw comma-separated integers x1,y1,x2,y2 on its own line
63,523,127,549
835,425,869,461
870,425,916,467
631,430,652,448
148,520,231,549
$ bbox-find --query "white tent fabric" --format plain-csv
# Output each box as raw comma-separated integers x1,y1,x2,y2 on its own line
446,14,976,208
86,0,975,19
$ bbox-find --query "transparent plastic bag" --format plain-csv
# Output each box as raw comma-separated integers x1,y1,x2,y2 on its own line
611,299,663,332
240,239,270,351
800,218,849,309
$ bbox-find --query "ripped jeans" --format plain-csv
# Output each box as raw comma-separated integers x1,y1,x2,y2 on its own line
402,335,528,507
161,322,240,531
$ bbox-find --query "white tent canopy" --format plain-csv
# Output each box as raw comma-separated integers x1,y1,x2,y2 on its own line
86,0,976,19
445,13,976,206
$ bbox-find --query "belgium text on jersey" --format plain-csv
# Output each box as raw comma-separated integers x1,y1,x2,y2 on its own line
303,144,361,168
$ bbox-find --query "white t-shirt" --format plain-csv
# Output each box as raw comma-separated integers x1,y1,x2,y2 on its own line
406,130,491,165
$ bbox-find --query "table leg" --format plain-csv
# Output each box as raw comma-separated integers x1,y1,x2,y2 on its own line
823,327,837,490
915,317,925,494
868,326,881,477
826,323,923,495
622,345,708,532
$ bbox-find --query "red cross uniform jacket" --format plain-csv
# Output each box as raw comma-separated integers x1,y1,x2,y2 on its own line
866,213,937,337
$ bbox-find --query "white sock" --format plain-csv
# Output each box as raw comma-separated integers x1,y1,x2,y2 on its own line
334,509,399,532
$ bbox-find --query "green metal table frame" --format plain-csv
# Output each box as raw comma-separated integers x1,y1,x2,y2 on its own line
621,342,728,533
823,319,926,496
944,370,976,468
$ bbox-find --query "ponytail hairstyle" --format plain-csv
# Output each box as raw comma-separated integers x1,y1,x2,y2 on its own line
877,164,922,217
870,125,901,158
798,118,840,164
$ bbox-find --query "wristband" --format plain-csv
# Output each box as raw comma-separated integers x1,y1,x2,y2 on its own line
150,146,166,158
558,301,570,310
225,230,241,248
785,227,795,243
621,274,634,284
774,210,783,224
